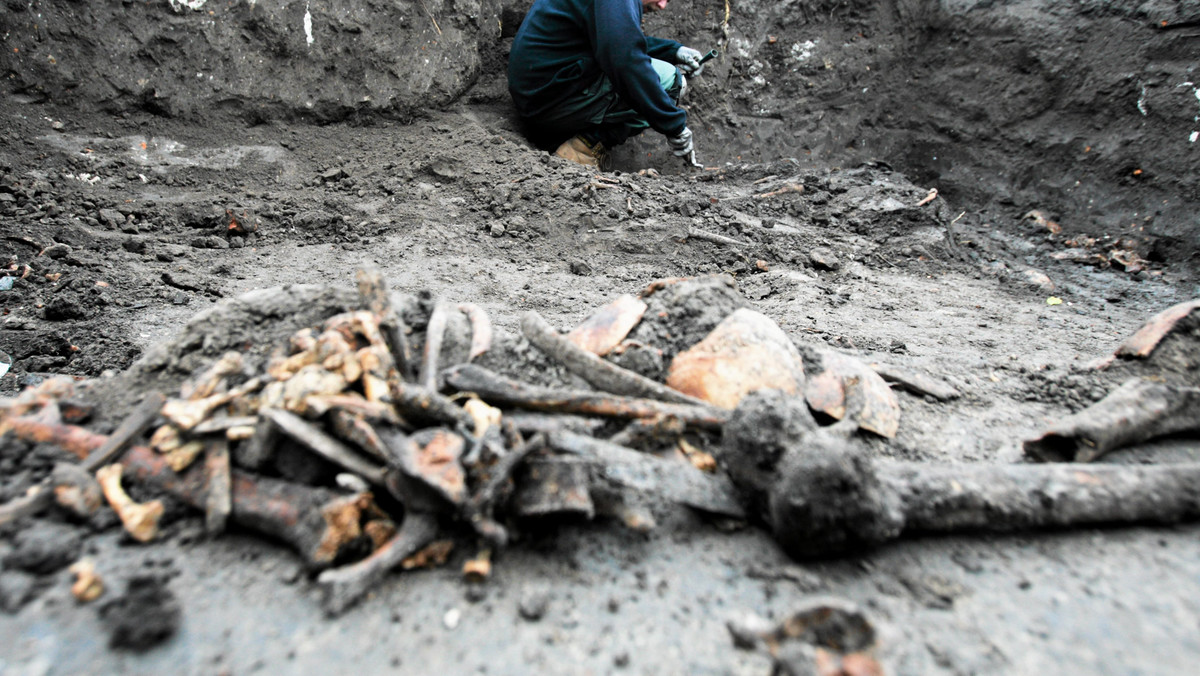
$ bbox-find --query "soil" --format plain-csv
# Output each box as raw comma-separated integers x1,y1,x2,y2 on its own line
2,0,1200,673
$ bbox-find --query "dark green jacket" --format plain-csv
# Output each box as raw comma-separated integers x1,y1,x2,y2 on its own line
508,0,687,136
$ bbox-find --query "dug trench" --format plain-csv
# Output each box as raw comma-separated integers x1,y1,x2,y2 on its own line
1,0,1199,673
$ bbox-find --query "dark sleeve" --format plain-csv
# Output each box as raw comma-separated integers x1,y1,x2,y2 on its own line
590,0,687,136
646,36,683,61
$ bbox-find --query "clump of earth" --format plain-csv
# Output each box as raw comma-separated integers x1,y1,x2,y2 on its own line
1,0,1199,673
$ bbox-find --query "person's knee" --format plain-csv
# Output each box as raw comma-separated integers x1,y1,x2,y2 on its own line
650,58,681,99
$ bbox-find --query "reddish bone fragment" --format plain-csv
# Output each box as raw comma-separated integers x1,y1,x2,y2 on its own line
457,302,494,362
565,294,647,357
1113,298,1200,360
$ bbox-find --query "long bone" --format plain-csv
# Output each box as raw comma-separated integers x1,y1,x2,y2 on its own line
720,390,1200,560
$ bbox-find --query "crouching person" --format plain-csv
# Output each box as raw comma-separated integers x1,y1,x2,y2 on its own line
507,0,704,167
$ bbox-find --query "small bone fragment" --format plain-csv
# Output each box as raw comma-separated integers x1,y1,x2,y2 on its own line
69,558,104,603
226,425,256,441
389,380,474,428
355,265,416,383
1023,378,1200,462
420,302,451,391
755,183,804,199
462,550,492,581
261,408,388,485
191,415,259,435
204,439,232,534
180,352,244,401
150,424,183,452
639,276,693,298
327,409,390,461
356,345,392,403
281,366,346,414
299,393,401,423
51,462,104,518
868,362,960,401
464,398,502,437
338,348,363,384
457,302,494,361
162,377,263,431
665,308,806,410
318,328,355,363
318,511,439,615
401,539,455,570
915,188,938,206
444,364,729,430
267,349,319,381
164,440,204,472
565,295,648,356
521,311,708,406
96,464,164,543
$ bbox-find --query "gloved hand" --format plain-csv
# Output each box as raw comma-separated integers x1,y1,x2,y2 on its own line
667,127,694,158
675,46,704,77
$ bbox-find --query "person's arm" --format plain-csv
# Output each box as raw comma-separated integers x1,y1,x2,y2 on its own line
646,36,683,61
590,0,687,136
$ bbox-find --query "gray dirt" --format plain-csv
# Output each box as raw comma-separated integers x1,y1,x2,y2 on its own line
2,0,1200,673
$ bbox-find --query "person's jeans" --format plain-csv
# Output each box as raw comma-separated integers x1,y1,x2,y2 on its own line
531,59,681,149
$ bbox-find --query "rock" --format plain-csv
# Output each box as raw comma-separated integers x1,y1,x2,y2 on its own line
809,247,841,271
568,258,592,275
518,587,550,621
1018,268,1055,293
122,238,148,254
97,208,124,229
4,521,83,574
42,243,72,259
427,156,463,180
489,222,506,237
43,296,89,321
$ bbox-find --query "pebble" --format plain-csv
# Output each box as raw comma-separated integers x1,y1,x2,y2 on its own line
518,588,550,622
809,247,841,271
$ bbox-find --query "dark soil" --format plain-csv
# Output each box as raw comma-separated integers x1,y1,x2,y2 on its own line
1,0,1199,673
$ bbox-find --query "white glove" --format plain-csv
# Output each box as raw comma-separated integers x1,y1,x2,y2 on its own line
667,127,694,157
676,46,704,77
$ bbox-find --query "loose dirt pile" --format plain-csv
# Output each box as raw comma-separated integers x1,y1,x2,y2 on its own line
1,0,1199,673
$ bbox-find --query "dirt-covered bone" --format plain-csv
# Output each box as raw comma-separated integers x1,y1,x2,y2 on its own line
443,364,729,429
317,511,439,617
1023,378,1200,463
521,310,706,405
721,390,1200,560
1,415,379,569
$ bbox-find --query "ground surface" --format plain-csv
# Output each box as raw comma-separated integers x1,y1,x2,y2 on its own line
1,0,1199,674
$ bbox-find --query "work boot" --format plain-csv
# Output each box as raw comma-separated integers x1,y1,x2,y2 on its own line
554,135,606,167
